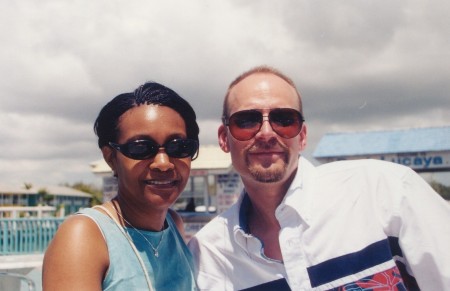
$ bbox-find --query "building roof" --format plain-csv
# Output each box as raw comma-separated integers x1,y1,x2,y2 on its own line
90,145,233,174
0,184,34,195
0,184,91,198
313,126,450,158
38,185,92,198
192,145,232,170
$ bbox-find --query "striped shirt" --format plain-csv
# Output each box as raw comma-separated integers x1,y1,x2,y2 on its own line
189,157,450,290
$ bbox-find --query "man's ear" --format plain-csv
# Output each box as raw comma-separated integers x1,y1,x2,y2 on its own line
218,124,230,153
298,123,308,151
101,146,117,175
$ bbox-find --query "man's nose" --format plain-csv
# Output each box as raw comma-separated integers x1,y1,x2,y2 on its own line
256,115,276,137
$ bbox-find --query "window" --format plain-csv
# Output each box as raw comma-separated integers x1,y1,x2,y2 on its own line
173,175,216,213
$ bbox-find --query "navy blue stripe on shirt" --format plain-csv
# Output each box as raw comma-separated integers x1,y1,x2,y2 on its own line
388,236,403,257
239,193,252,233
307,238,393,287
388,237,419,290
240,278,291,291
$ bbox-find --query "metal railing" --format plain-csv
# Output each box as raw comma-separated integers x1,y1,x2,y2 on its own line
0,213,216,255
0,218,64,255
0,271,36,291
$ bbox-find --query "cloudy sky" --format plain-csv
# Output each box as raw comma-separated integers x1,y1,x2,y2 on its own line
1,0,449,188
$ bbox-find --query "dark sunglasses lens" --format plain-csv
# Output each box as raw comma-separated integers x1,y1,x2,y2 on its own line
126,140,158,159
228,111,262,140
269,109,303,138
231,111,261,129
165,139,198,158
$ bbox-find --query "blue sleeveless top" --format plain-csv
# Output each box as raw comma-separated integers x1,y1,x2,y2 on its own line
78,208,197,291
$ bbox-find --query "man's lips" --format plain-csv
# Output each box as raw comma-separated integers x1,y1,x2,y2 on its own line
248,149,284,155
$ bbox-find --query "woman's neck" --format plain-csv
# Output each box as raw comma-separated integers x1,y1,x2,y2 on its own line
112,197,166,231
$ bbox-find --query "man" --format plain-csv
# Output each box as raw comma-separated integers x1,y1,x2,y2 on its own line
188,66,450,290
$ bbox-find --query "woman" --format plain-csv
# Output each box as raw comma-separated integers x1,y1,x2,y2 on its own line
43,82,199,290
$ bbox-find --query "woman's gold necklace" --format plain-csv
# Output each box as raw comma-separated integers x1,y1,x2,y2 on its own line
112,201,165,258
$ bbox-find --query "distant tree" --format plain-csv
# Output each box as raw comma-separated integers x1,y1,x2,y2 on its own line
38,188,53,205
63,182,103,206
429,181,450,200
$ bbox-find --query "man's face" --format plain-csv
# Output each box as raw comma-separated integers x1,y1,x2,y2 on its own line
218,73,307,185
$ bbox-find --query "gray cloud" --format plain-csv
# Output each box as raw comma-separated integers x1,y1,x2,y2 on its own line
1,0,449,186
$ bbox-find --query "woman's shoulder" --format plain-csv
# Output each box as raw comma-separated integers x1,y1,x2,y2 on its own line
168,208,182,224
49,211,107,251
167,208,186,237
42,210,109,289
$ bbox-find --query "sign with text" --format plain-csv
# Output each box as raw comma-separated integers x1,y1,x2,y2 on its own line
320,151,450,172
216,173,243,213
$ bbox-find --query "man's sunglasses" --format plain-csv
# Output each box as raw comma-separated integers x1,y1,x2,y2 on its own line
109,138,199,160
224,108,305,141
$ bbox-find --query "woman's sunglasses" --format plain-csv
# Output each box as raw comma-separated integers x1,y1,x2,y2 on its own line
109,138,199,160
224,108,305,141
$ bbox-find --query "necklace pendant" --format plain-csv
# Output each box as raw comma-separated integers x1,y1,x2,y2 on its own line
154,250,159,257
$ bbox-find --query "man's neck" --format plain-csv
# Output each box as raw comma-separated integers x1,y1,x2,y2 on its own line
246,189,283,219
242,176,292,216
241,172,297,260
244,185,285,261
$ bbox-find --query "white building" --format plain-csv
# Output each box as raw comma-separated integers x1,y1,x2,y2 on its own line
0,184,92,217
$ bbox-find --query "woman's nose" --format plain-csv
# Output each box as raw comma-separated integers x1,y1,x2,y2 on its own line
149,149,175,171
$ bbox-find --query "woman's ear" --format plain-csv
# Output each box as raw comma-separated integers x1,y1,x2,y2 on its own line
101,146,117,176
218,124,230,153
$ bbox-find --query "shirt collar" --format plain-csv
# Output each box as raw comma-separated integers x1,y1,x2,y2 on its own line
238,193,252,233
237,156,316,229
281,156,315,225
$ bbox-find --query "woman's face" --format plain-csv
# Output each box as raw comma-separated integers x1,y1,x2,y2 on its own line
104,104,192,211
